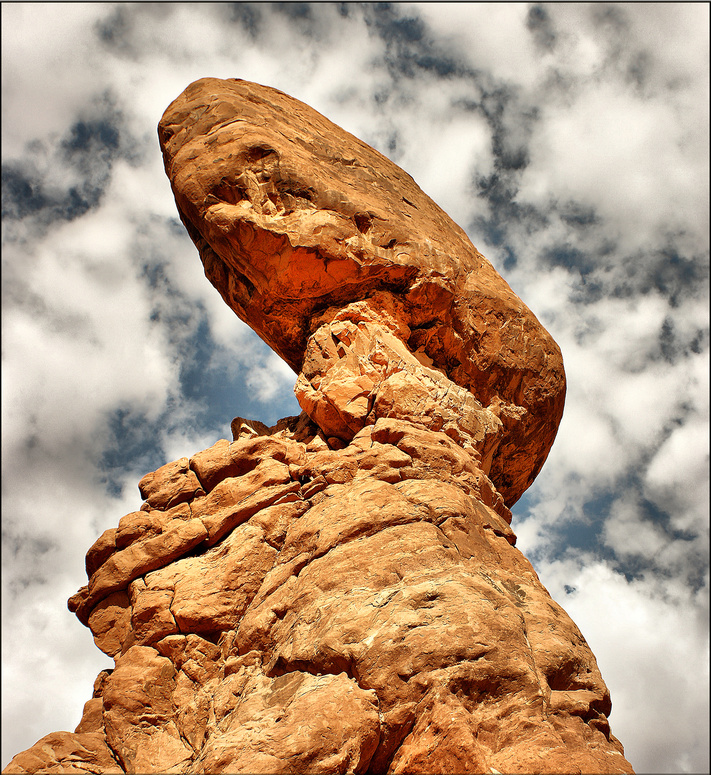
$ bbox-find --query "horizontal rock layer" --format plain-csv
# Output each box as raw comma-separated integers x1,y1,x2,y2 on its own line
6,415,632,775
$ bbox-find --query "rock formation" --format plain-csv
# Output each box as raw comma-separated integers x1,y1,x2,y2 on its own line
4,79,634,775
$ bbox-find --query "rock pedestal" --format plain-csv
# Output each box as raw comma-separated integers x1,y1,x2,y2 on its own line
4,79,633,775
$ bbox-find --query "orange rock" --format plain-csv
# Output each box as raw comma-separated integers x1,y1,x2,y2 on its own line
189,434,304,493
194,668,381,774
77,516,208,623
2,732,122,774
127,580,177,647
295,313,504,477
4,81,632,775
140,521,277,637
138,456,204,509
85,527,117,578
88,590,131,657
101,646,193,773
158,77,566,507
10,415,632,774
190,459,291,536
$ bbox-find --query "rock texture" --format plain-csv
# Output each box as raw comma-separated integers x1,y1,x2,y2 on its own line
157,77,565,507
4,79,633,775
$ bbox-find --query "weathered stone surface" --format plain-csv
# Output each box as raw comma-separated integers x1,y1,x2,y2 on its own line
136,520,277,639
101,646,194,773
5,80,632,775
2,732,122,774
8,411,631,774
189,434,304,493
295,310,504,476
74,515,208,625
138,456,205,510
158,77,566,507
190,459,296,544
85,527,117,578
194,667,381,774
88,591,131,657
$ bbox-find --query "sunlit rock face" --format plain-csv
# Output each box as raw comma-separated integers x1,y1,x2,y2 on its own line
4,79,633,775
157,76,566,508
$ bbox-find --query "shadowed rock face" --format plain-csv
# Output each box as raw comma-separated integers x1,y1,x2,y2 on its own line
157,77,565,508
4,80,633,775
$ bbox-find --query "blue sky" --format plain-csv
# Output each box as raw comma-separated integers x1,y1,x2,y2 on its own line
2,4,708,772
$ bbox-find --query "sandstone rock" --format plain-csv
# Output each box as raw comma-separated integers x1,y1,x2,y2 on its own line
10,416,633,774
294,310,504,475
189,434,304,493
193,668,381,774
85,527,117,578
230,415,271,439
101,646,194,773
158,77,566,507
88,591,131,657
2,732,122,774
4,80,632,775
189,459,296,544
75,516,208,625
137,520,277,639
138,456,205,509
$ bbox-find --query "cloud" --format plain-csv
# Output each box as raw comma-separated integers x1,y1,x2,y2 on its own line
1,4,119,158
517,81,709,257
645,409,710,536
411,3,547,88
537,558,709,775
1,3,708,772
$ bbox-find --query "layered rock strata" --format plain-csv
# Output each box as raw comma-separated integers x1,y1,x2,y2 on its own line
4,79,633,775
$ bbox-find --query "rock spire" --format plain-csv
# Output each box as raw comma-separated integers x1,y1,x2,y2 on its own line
4,78,633,775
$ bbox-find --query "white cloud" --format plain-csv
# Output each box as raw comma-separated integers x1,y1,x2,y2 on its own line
602,495,668,560
411,3,548,88
1,4,116,158
245,352,298,404
644,408,710,537
537,558,709,775
1,592,114,760
517,82,709,255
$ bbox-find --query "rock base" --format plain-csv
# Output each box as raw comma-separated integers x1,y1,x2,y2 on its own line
5,415,632,774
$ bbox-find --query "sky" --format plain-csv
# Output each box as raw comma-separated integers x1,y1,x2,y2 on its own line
1,3,708,773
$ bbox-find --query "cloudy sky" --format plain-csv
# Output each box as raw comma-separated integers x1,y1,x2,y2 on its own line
2,3,708,772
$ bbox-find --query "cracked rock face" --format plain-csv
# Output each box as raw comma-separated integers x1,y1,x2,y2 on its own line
4,80,633,775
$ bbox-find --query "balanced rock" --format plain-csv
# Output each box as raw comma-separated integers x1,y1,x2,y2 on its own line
4,79,633,775
157,77,565,507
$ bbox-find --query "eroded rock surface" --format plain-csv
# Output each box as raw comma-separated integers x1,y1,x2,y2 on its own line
7,416,632,775
157,77,565,507
4,79,632,775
